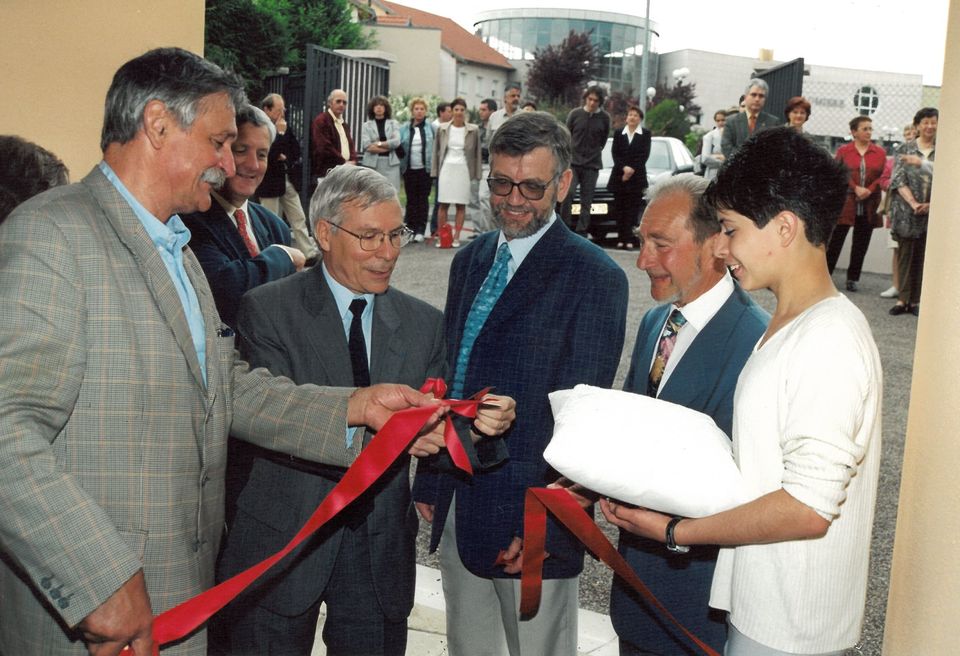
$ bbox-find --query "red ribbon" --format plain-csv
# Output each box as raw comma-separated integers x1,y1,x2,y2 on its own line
519,487,721,656
121,379,486,653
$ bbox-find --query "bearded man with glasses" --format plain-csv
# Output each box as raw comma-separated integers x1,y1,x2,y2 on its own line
211,164,516,655
413,111,629,655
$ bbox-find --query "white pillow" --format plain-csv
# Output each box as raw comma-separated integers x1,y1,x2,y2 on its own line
545,385,753,518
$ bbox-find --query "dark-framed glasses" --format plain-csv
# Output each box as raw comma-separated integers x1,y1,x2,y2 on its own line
328,221,414,250
486,176,556,201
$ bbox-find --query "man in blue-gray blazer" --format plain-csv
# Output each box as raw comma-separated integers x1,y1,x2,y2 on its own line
182,104,305,328
609,174,768,655
414,112,628,655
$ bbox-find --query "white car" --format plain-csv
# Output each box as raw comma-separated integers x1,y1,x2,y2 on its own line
571,136,696,240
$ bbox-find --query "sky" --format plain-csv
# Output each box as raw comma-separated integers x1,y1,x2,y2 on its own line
394,0,951,86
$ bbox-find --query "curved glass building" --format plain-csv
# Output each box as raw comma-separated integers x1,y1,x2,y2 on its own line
474,8,659,94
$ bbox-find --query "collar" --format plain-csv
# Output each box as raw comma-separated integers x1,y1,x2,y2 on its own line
211,191,249,217
328,108,344,125
621,125,640,136
497,212,556,272
321,261,376,320
672,270,735,332
98,160,190,254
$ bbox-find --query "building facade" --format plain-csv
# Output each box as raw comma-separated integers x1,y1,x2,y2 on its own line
474,8,659,95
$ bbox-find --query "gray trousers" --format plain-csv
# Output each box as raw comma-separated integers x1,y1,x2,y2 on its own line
438,496,579,656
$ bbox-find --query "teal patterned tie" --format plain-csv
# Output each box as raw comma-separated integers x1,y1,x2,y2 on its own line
451,243,512,398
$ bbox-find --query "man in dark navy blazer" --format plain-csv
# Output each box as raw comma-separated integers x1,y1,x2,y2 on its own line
414,111,628,655
182,104,305,327
610,174,768,655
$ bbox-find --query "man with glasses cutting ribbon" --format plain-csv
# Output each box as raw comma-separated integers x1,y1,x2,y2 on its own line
413,111,628,655
212,165,516,656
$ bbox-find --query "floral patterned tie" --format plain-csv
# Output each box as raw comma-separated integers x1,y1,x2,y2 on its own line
648,308,686,397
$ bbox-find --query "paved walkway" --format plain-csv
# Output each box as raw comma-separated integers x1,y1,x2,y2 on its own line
311,565,619,656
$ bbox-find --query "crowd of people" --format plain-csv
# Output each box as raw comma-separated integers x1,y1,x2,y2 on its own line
0,47,936,656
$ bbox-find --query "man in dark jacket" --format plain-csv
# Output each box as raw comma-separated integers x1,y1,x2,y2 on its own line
562,85,611,237
256,93,319,261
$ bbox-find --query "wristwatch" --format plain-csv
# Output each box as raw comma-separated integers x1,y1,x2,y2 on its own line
665,517,690,554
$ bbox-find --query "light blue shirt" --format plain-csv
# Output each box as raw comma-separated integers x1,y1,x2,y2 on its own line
322,262,375,447
98,161,207,385
497,212,557,282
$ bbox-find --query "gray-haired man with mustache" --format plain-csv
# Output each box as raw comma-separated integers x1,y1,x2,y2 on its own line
0,47,447,655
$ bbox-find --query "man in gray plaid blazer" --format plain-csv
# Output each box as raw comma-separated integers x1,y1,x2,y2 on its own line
0,48,445,656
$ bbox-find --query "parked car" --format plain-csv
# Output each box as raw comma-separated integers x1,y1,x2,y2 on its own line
570,136,696,241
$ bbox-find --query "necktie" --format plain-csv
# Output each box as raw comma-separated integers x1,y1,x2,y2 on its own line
234,208,260,257
451,243,512,398
648,308,687,397
348,298,370,387
748,114,757,134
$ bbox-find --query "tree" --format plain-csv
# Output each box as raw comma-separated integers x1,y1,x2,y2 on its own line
644,99,691,140
647,80,701,119
526,31,601,107
205,0,289,98
204,0,373,99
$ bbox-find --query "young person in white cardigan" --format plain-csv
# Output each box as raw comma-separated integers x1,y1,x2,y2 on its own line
602,127,882,656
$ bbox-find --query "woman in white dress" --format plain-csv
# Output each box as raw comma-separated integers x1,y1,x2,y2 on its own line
432,97,481,246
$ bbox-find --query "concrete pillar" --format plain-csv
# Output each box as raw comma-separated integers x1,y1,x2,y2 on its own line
882,1,960,652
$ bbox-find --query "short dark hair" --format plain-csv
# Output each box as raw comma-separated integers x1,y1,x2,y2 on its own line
914,107,939,125
522,101,537,111
436,102,451,115
848,116,872,132
0,136,69,223
480,98,498,111
706,127,847,246
489,111,571,178
366,95,392,120
100,47,246,152
583,85,606,105
627,105,644,119
450,98,468,111
784,96,811,121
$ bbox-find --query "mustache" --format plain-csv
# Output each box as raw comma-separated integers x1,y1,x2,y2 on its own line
201,167,226,188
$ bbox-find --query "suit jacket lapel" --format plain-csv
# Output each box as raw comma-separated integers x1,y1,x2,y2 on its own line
84,167,207,392
301,266,353,383
659,287,748,405
370,289,403,384
209,202,250,259
248,203,272,248
482,220,567,332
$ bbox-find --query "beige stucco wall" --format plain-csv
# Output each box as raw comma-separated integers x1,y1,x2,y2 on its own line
882,0,960,652
0,1,204,178
370,24,442,98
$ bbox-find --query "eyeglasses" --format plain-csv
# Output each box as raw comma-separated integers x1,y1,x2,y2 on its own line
486,176,556,201
327,221,413,251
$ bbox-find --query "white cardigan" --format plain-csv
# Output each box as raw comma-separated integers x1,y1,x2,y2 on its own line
710,294,882,653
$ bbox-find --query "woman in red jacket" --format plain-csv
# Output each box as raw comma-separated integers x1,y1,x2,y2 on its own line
826,116,887,291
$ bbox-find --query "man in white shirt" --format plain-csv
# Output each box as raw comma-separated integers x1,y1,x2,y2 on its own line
487,82,521,133
566,174,768,654
603,127,882,656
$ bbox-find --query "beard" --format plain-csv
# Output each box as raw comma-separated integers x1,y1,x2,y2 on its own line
492,190,555,240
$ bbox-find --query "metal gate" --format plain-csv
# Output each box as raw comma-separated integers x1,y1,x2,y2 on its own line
757,58,805,120
264,46,390,206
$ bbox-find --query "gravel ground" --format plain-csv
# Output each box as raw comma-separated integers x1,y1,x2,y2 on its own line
392,238,914,656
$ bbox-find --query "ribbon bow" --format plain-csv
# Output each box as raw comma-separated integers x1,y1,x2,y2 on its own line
121,379,487,653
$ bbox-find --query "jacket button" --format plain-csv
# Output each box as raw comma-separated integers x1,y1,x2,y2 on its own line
41,576,52,590
58,598,70,609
